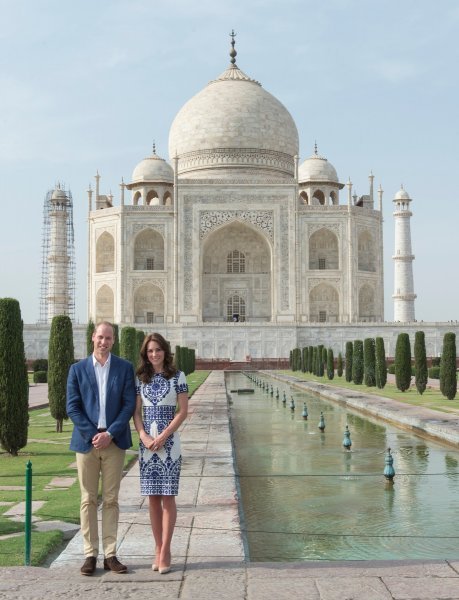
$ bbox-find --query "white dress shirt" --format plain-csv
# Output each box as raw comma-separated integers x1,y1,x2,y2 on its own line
93,353,111,429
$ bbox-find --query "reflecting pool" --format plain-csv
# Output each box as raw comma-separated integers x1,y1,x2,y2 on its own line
227,371,459,561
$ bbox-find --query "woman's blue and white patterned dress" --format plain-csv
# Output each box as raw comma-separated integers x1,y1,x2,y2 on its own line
136,371,188,496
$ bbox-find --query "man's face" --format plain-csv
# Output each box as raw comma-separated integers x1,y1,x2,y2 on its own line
92,324,115,356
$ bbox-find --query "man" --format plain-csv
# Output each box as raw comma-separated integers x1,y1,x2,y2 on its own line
67,322,136,576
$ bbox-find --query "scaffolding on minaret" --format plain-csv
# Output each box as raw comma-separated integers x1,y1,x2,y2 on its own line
38,184,76,323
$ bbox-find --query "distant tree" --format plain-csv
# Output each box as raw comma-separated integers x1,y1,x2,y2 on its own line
345,342,353,382
312,347,318,375
352,340,364,385
375,337,387,389
0,298,29,455
322,347,327,374
317,345,324,376
190,348,196,373
363,338,376,387
395,333,412,392
289,350,293,369
301,347,308,373
120,327,138,366
112,324,120,356
175,345,182,370
292,348,302,371
440,332,457,400
136,329,145,356
308,346,314,373
48,315,74,433
326,348,334,380
337,352,343,377
32,358,48,372
414,331,428,395
86,319,95,355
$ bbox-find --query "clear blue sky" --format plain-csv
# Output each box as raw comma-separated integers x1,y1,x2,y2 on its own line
1,0,458,324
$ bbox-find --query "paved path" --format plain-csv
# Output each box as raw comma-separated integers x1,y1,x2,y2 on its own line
2,371,459,599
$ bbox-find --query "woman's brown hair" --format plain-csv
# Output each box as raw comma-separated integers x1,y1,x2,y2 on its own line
136,332,177,383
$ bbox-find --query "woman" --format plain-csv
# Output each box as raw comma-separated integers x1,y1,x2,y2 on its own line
133,333,189,574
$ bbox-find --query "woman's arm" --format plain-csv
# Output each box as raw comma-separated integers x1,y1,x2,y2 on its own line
133,394,154,449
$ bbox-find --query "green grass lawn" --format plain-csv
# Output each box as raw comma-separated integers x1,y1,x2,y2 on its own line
275,370,459,415
0,369,210,566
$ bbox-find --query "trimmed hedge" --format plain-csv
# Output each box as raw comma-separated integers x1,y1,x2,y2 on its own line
395,333,412,392
414,331,428,395
375,337,387,389
363,338,376,387
33,370,47,383
352,340,364,385
440,332,457,400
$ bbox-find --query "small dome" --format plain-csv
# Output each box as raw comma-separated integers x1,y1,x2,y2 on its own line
298,151,339,184
394,186,410,200
131,148,174,184
51,187,67,201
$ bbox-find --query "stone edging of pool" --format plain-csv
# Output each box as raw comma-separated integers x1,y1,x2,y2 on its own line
263,372,459,448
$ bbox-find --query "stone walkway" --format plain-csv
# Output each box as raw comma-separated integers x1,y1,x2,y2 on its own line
2,371,459,599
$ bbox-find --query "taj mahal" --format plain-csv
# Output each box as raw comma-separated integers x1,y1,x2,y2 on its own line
24,35,457,360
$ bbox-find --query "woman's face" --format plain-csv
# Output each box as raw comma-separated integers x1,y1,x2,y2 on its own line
146,340,165,372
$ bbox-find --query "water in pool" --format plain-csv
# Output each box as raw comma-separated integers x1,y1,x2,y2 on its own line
227,371,459,561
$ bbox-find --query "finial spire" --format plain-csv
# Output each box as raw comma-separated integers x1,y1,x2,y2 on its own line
152,141,156,155
314,141,318,156
229,29,237,65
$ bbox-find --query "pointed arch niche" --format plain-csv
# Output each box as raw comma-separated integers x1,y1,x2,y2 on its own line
358,230,376,272
133,284,164,324
309,228,339,270
201,221,272,322
309,283,339,323
96,232,115,272
96,284,114,322
358,283,376,321
134,228,164,271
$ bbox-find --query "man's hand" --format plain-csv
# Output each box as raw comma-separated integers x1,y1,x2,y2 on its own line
92,432,112,449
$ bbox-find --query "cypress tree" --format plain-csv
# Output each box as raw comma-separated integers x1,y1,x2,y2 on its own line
0,298,29,456
48,315,74,433
308,346,314,373
136,329,145,350
86,319,95,355
317,345,324,376
375,337,387,389
414,331,428,395
312,347,318,375
175,345,182,370
395,333,412,392
440,332,457,400
120,326,138,366
345,341,353,382
363,338,376,387
352,340,364,385
301,347,308,373
289,350,293,369
112,324,120,356
322,346,327,374
190,348,196,373
327,348,334,380
337,352,343,377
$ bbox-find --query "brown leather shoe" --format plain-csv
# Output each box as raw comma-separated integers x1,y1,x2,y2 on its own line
103,556,127,574
80,556,97,576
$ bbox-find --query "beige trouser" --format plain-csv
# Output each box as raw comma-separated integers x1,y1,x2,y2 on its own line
76,443,125,558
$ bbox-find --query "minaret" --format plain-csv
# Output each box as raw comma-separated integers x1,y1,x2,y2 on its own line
47,185,71,320
392,186,416,321
39,184,75,323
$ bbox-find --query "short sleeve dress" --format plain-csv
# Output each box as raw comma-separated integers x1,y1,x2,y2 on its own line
136,370,188,496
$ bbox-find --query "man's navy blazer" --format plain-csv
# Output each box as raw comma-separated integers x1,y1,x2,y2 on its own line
66,354,136,453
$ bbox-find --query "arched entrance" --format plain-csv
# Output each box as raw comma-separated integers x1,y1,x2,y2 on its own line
201,221,272,322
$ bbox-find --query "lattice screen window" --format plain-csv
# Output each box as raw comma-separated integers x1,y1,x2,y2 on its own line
227,250,245,273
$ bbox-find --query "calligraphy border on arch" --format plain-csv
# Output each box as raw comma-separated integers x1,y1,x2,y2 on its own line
199,210,274,241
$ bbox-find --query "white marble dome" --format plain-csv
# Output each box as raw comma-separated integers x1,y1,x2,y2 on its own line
394,187,410,200
168,63,299,178
298,154,339,184
51,187,68,202
131,150,174,184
